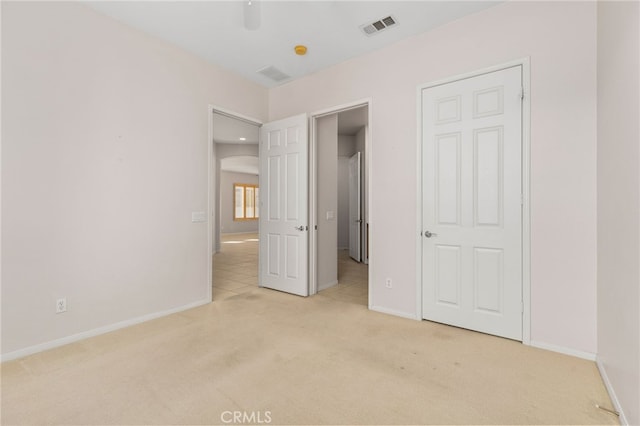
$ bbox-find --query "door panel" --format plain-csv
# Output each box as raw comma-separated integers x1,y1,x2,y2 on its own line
435,245,461,306
436,133,461,225
267,234,280,277
259,114,309,296
474,127,503,226
473,247,503,313
422,66,523,340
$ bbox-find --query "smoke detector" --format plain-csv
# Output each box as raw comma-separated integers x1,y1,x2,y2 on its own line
360,15,398,36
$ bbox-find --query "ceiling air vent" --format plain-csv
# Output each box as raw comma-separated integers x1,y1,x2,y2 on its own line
360,15,397,36
256,65,291,83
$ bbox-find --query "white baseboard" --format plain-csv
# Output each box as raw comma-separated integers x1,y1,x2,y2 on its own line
318,280,339,291
1,299,210,362
529,340,596,361
596,357,628,425
370,305,420,321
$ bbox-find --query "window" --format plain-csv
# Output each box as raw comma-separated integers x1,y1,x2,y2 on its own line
234,183,259,220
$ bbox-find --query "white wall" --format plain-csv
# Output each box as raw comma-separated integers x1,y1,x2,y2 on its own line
338,135,356,156
220,171,259,234
338,135,356,249
214,143,260,251
317,115,338,290
337,157,350,249
596,1,640,424
1,2,268,358
1,0,607,363
269,1,598,354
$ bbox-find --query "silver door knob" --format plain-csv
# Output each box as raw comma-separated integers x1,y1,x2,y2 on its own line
294,225,305,231
424,230,437,238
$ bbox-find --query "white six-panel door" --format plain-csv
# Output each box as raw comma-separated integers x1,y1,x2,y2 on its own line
259,114,309,296
349,152,362,262
422,66,523,340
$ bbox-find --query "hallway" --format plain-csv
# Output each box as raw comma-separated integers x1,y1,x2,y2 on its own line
213,233,368,305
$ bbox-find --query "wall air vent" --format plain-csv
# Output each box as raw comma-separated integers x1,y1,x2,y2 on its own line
256,65,291,83
360,15,397,36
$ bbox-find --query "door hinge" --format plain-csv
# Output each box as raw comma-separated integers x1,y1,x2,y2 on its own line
519,87,525,100
521,301,524,314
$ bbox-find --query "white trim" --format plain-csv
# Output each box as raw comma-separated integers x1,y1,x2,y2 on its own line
370,305,420,321
309,115,318,295
529,340,596,361
309,98,372,301
209,106,264,295
207,105,214,303
596,357,629,425
417,58,532,92
364,114,373,306
416,58,532,344
415,81,424,321
363,121,371,267
210,105,262,127
520,58,532,345
1,299,210,362
309,98,372,120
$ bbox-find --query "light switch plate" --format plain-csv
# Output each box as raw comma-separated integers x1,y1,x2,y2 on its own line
326,211,335,220
191,211,206,223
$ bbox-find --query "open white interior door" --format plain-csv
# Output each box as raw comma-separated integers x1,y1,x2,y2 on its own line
259,114,309,296
349,152,362,262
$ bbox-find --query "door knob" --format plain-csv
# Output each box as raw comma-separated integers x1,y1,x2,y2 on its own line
424,230,437,238
294,225,305,231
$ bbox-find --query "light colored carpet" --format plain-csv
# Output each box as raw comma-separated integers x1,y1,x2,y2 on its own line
1,234,617,425
1,288,617,425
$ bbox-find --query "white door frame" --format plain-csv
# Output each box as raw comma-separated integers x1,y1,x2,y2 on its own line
415,58,531,344
309,98,372,305
207,104,263,303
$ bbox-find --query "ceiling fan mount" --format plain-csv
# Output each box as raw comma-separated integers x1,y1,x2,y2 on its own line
243,0,261,31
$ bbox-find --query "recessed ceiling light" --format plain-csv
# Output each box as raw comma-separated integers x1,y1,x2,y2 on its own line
239,137,247,141
294,45,307,56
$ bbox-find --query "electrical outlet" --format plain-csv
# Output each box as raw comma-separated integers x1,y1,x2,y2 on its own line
385,278,392,288
56,298,67,314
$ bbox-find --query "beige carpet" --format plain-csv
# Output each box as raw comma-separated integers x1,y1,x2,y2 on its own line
1,285,617,425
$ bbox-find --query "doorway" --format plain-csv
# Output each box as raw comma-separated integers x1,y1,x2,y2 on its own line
210,108,262,301
310,102,370,306
209,103,372,304
418,62,531,341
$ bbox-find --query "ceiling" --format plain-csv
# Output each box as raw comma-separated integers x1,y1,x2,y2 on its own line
214,104,368,143
213,112,260,144
215,105,366,175
338,106,368,136
221,155,259,175
85,1,501,88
